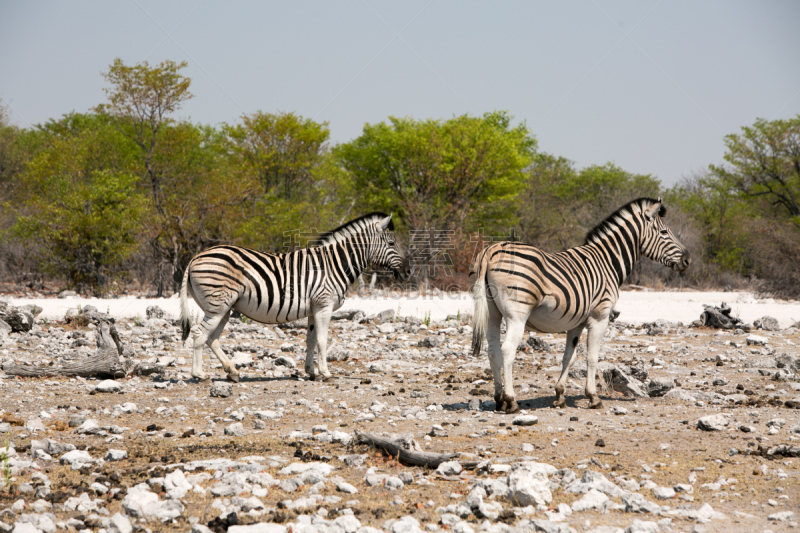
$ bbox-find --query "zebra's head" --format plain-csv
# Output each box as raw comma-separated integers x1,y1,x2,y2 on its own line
640,198,691,273
372,214,411,281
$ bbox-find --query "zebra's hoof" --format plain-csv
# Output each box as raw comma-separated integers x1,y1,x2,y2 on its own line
588,398,603,409
552,397,566,409
505,400,520,414
227,372,240,383
495,400,506,413
192,373,210,382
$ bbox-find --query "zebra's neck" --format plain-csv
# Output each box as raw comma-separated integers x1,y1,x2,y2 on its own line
324,231,374,293
581,216,645,286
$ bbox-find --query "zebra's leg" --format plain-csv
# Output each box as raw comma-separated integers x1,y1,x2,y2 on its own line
190,323,209,381
304,316,318,379
553,325,585,408
499,316,526,414
584,316,610,409
486,298,504,411
312,307,334,381
191,310,229,381
206,310,239,382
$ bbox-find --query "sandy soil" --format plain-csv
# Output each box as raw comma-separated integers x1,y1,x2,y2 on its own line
1,294,799,532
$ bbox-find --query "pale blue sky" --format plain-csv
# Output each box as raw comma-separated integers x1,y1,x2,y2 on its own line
1,1,799,186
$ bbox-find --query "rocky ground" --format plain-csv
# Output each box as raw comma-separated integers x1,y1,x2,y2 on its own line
0,300,799,533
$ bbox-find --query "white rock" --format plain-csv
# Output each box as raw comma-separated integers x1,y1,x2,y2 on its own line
512,415,538,426
121,486,184,522
119,402,137,414
75,419,101,435
107,512,133,533
278,462,335,477
225,422,247,437
164,469,192,499
255,410,281,420
768,510,795,521
59,450,93,466
336,481,359,494
652,486,675,500
506,462,555,506
105,449,128,461
697,414,729,431
121,488,159,517
565,470,623,498
10,523,40,533
378,323,395,334
746,335,769,346
571,488,609,512
95,380,122,393
437,461,463,476
331,431,353,445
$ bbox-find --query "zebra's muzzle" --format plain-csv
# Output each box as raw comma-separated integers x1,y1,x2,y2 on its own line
676,250,691,272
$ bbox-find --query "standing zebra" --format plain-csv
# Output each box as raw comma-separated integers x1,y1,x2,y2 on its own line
471,198,690,413
180,213,409,382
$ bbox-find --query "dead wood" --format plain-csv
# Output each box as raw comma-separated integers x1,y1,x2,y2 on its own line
3,321,131,379
701,303,744,329
354,430,480,469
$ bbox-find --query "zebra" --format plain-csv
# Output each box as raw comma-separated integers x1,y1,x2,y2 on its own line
179,213,409,382
470,197,690,413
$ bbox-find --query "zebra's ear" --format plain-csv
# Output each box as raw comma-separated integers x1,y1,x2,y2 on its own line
378,214,393,231
645,199,663,221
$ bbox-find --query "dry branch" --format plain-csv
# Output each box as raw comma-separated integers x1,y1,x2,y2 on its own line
354,430,481,469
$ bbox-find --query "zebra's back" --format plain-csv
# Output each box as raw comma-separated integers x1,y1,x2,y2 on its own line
187,244,327,324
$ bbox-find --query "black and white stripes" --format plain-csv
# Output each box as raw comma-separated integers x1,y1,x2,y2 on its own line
471,197,690,412
180,213,408,382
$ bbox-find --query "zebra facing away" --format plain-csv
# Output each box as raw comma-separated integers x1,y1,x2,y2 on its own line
180,213,409,382
471,198,690,413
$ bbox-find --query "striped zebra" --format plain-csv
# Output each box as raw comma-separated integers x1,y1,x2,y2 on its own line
179,213,409,382
470,197,690,413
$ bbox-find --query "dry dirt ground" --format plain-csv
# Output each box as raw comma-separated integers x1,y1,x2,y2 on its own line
1,305,799,533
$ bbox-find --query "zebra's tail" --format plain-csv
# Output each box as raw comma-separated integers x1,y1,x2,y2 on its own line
470,247,491,357
180,265,192,342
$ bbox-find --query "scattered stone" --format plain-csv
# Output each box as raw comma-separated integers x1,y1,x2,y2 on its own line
697,414,729,431
436,461,462,476
526,336,552,352
746,335,769,346
210,382,233,398
571,488,609,512
506,462,556,506
647,377,676,397
274,355,296,368
418,336,441,348
105,449,128,461
146,306,166,319
652,486,676,500
754,316,780,331
512,415,538,426
225,423,246,437
95,379,122,393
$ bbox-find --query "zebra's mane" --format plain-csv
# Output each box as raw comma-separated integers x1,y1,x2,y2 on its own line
313,212,393,247
584,197,666,245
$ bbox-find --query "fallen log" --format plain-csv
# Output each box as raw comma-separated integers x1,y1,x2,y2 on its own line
2,321,131,379
700,303,745,329
354,430,481,469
